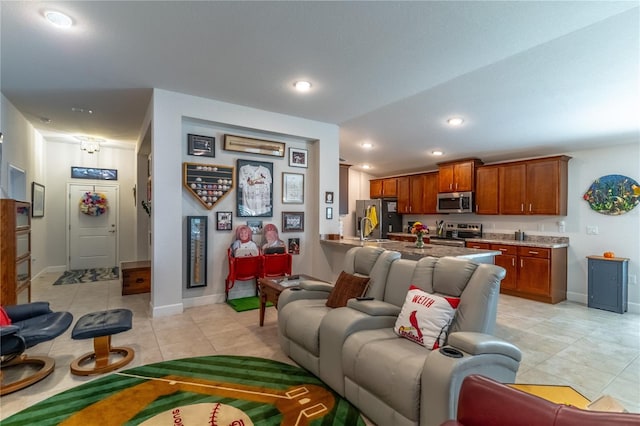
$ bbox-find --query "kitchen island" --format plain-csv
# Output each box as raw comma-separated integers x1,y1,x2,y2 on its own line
320,236,500,263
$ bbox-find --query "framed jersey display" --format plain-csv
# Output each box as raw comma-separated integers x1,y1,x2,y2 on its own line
236,159,273,217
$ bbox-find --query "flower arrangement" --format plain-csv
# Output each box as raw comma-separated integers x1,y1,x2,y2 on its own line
411,221,428,248
79,191,108,216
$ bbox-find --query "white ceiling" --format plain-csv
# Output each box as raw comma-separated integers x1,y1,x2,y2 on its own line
2,1,638,176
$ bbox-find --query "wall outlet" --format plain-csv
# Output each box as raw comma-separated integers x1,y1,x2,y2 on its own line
586,225,599,235
630,274,637,285
558,220,566,233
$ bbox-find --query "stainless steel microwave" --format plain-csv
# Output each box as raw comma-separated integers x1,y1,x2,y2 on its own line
437,192,474,213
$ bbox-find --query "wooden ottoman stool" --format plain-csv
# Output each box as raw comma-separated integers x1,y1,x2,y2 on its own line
70,309,134,376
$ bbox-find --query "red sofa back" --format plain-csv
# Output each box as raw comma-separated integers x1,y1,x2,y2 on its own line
441,375,639,426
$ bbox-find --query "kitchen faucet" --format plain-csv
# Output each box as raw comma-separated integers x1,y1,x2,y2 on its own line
360,217,373,241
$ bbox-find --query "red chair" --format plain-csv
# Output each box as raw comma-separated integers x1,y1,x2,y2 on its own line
225,248,262,300
262,252,292,278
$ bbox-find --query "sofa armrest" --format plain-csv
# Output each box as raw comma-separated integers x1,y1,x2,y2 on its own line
346,299,401,316
447,332,522,362
1,325,20,337
277,287,331,310
300,280,334,292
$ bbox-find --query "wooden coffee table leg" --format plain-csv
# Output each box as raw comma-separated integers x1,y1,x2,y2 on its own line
259,290,267,327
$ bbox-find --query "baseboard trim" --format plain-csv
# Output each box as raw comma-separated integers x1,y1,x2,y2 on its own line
151,303,183,318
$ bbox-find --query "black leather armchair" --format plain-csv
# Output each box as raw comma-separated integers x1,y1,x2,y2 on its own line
1,302,73,396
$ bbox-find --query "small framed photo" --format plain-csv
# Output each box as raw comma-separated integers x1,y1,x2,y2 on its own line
282,212,304,232
188,134,215,157
288,238,300,255
247,220,263,235
326,207,333,220
32,182,45,218
289,147,308,168
282,172,304,204
325,191,334,204
216,211,233,231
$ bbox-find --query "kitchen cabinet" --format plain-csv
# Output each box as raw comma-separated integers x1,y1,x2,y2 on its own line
369,177,397,198
397,172,438,214
438,159,482,193
491,244,518,290
499,156,570,215
587,256,628,314
1,200,31,306
475,166,499,215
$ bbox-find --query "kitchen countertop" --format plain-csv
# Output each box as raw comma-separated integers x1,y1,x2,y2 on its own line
320,237,501,261
387,232,569,249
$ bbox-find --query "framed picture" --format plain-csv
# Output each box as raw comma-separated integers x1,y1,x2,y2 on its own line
188,134,215,157
282,172,304,204
216,211,233,231
289,148,308,168
325,191,334,204
224,134,285,157
71,166,118,180
282,211,304,232
32,182,45,217
288,238,300,255
186,216,208,288
246,220,263,236
326,207,333,220
236,159,273,217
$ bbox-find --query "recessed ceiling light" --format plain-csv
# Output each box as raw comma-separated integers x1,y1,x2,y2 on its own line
72,107,93,114
362,164,371,169
432,150,444,156
39,116,52,124
361,142,373,149
293,81,312,92
447,117,464,126
44,10,73,28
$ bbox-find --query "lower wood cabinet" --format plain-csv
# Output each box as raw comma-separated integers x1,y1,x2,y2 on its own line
467,241,567,303
121,260,151,295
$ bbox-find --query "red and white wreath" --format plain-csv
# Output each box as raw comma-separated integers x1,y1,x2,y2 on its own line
79,191,108,216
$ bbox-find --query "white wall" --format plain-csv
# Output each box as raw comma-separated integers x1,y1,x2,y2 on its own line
149,89,339,317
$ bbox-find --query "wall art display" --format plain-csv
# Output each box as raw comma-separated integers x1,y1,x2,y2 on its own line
288,238,300,255
183,162,235,210
282,172,304,204
187,134,215,157
186,216,207,288
282,211,304,232
71,166,118,180
325,191,334,204
583,174,640,215
223,134,285,157
216,211,233,231
246,220,263,236
237,159,273,217
326,207,333,220
31,182,45,217
289,147,308,168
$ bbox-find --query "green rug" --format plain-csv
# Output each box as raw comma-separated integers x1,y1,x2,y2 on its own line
2,355,364,425
228,295,273,312
53,267,119,285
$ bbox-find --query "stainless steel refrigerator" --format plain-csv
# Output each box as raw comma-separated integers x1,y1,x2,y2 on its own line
355,199,402,239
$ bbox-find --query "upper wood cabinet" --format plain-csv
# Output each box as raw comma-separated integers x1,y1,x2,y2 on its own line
422,172,439,214
397,176,411,213
475,166,499,215
397,173,438,214
369,177,397,198
438,159,482,193
499,156,570,215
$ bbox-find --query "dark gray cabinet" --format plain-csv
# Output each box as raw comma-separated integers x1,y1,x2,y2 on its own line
587,256,629,314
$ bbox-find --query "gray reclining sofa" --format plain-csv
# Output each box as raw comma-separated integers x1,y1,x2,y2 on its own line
278,246,522,426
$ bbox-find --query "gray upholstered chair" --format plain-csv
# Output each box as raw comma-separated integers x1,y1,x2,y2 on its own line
278,246,400,376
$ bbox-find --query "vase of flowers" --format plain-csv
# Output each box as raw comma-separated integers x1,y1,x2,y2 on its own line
411,221,428,248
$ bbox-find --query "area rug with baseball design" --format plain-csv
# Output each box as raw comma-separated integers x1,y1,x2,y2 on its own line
2,355,365,426
53,267,119,285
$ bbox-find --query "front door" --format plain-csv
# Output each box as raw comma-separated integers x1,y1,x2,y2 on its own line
68,184,119,269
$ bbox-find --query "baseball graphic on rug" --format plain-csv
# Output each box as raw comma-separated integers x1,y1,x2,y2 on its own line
140,403,252,426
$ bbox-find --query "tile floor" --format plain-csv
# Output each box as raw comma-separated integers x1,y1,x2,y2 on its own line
1,271,639,421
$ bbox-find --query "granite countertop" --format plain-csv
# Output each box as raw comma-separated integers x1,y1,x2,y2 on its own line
320,237,501,261
386,232,569,249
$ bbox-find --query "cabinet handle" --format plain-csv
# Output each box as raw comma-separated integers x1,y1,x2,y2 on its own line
528,251,539,255
521,203,524,212
499,248,507,251
512,258,515,266
449,183,452,190
529,203,532,212
476,204,479,211
520,259,523,268
136,278,145,283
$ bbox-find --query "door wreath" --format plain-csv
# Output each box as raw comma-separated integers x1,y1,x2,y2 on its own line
80,191,108,216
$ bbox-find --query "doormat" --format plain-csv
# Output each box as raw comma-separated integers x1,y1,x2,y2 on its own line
1,355,365,426
53,267,119,285
227,295,272,312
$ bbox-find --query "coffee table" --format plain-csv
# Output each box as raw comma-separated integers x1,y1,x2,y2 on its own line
257,274,323,326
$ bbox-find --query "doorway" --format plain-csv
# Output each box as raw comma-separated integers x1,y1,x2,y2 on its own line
67,184,119,270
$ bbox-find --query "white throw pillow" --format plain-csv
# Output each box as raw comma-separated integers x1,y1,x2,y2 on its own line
394,285,460,349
